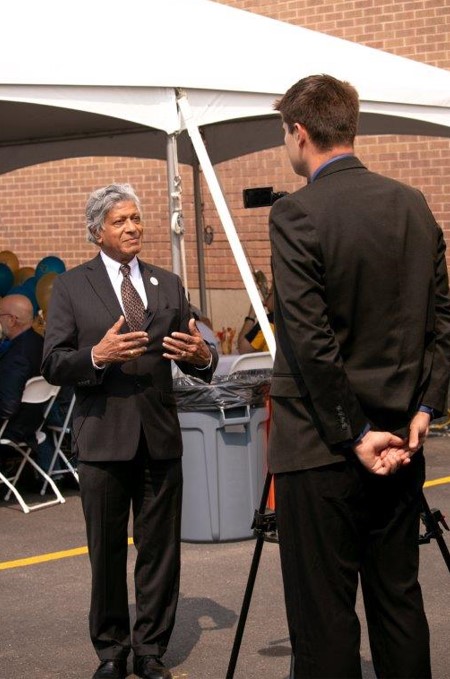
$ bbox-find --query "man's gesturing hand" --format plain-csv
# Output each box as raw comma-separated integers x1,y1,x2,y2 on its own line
162,318,212,367
353,430,410,476
92,316,149,366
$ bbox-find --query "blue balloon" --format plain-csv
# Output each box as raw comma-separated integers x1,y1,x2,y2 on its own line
35,256,66,280
0,262,14,296
21,275,38,292
5,284,25,296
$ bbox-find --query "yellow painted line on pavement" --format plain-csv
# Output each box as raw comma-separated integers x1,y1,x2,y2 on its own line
1,479,450,572
424,475,450,488
0,545,89,570
0,537,134,571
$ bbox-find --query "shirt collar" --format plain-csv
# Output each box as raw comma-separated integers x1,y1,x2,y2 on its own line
310,154,355,182
100,251,140,278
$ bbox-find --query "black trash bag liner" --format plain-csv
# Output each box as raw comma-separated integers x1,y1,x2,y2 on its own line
173,369,272,412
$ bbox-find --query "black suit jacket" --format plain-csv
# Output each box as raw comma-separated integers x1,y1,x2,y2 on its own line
41,254,218,462
0,327,44,444
268,156,450,473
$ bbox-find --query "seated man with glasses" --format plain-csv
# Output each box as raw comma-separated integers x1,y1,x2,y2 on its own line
0,294,45,474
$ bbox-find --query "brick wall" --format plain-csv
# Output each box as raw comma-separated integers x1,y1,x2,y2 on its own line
1,0,450,324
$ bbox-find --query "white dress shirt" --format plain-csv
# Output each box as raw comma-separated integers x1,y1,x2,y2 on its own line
91,252,148,369
100,251,148,311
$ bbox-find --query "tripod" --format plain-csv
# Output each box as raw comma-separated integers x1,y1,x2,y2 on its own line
226,471,291,679
226,472,450,679
419,491,450,571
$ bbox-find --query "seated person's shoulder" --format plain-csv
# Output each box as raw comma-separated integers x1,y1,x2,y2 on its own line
17,327,44,352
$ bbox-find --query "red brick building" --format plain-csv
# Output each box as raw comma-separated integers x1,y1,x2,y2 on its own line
1,0,449,333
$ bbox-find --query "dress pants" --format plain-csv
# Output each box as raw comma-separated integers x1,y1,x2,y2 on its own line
79,433,182,661
275,451,430,679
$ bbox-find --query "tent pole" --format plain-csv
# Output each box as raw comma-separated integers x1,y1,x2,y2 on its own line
166,133,182,279
193,154,208,316
177,89,275,357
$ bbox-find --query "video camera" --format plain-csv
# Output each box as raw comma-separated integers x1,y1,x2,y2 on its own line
243,186,288,208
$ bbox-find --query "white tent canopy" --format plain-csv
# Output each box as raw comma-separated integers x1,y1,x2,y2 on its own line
2,0,450,353
2,0,450,174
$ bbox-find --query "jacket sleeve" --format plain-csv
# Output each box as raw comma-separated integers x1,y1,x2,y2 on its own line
41,275,106,388
270,196,369,445
420,223,450,414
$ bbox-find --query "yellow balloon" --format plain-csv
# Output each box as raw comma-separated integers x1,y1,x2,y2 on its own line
36,272,58,312
14,266,35,285
0,250,19,273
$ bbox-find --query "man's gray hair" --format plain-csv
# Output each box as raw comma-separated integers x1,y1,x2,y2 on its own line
86,183,142,243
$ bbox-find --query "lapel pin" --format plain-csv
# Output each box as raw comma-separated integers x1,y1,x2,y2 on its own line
150,276,159,286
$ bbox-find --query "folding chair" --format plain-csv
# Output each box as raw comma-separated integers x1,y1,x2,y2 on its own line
0,376,66,513
40,392,78,496
228,351,274,374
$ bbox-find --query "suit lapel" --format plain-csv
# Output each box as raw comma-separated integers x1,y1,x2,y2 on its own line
84,255,159,331
140,261,159,330
85,254,124,322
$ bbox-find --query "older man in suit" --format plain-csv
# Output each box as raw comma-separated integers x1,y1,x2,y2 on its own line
42,184,217,679
268,75,450,678
0,294,44,447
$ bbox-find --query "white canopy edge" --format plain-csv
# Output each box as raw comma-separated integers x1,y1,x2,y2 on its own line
3,86,450,137
0,85,180,134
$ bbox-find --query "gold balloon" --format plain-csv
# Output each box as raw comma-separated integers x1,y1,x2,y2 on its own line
14,266,35,285
0,250,19,273
36,272,58,312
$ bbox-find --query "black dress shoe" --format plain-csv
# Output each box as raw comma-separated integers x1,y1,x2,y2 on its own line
92,659,128,678
133,655,172,679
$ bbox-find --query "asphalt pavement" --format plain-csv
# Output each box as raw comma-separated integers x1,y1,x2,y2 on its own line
1,435,449,679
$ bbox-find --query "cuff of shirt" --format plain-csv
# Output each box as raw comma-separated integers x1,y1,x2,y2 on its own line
419,405,434,418
91,347,106,370
195,352,213,371
342,423,371,448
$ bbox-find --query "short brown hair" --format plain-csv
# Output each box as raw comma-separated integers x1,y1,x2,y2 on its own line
274,74,359,151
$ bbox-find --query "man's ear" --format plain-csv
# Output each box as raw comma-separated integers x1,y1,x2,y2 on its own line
294,123,307,147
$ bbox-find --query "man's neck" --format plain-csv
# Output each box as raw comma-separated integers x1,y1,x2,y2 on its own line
100,250,137,268
307,146,354,181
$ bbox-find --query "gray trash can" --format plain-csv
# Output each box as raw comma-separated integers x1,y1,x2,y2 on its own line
174,372,271,542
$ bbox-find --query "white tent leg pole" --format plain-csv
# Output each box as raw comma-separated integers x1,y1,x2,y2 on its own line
166,133,187,289
177,90,276,358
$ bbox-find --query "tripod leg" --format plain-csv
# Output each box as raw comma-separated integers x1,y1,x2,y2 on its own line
226,532,266,679
420,490,450,573
289,651,295,678
226,471,274,679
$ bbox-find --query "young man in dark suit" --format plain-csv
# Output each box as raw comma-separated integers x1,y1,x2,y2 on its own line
42,184,218,679
268,74,450,678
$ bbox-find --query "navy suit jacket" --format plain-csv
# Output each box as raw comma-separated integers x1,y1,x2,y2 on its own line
0,327,44,444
